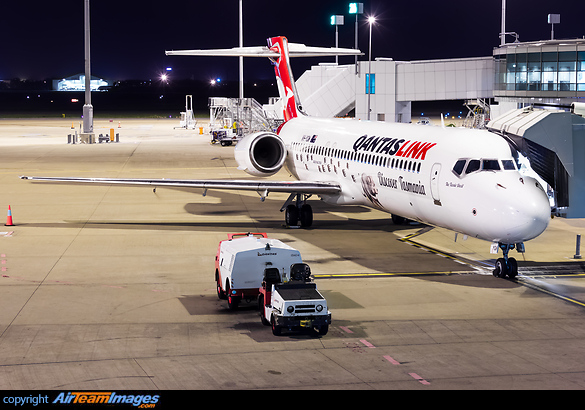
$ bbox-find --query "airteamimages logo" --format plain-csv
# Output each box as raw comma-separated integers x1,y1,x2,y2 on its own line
3,392,165,408
52,392,159,407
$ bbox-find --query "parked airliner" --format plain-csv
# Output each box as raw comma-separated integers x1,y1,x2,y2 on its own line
21,36,551,278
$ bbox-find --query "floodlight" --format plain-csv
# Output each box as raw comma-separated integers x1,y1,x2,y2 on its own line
330,15,344,26
349,2,363,14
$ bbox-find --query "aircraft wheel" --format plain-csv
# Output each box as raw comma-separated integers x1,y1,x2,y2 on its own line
507,258,518,279
493,258,508,278
285,204,299,227
300,204,313,228
392,214,406,225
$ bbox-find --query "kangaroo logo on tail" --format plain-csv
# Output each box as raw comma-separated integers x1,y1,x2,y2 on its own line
267,36,303,122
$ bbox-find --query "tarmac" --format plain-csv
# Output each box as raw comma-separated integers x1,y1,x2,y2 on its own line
1,117,585,391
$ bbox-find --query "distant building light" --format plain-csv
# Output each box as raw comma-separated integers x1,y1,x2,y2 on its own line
56,75,109,92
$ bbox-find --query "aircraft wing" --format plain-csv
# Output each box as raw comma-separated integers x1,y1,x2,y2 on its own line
165,43,363,58
19,176,341,195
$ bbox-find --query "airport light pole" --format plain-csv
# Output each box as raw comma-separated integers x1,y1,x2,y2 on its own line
367,16,375,121
330,15,344,64
349,3,364,75
548,14,560,40
83,0,93,136
239,0,244,99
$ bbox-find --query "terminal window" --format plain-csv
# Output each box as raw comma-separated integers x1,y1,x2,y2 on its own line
366,74,376,94
497,50,585,93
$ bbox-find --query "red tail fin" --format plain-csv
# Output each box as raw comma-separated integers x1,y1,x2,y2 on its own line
268,36,301,122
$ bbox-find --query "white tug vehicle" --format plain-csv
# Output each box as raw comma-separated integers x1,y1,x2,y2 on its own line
259,263,331,336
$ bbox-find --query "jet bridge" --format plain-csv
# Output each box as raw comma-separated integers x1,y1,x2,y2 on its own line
487,104,585,217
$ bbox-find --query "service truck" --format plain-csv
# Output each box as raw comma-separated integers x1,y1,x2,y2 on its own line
259,263,331,336
215,233,303,310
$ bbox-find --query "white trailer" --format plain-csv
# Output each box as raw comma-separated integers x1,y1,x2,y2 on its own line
215,233,303,309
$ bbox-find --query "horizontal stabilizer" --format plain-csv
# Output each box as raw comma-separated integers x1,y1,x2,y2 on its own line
166,43,362,58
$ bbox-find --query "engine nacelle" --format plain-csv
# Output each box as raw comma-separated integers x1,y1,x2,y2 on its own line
234,132,287,177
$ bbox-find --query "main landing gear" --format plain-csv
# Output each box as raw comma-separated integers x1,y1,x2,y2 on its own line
281,193,313,228
493,243,523,279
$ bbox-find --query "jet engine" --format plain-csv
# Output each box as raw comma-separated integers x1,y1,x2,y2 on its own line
234,132,287,177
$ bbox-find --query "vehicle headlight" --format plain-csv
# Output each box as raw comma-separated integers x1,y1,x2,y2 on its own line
287,306,294,313
316,304,323,312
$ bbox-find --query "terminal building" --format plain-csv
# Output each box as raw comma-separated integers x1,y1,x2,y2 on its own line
493,38,585,109
294,38,585,124
53,74,110,92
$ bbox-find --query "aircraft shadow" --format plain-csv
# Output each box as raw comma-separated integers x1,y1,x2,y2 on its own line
21,188,519,289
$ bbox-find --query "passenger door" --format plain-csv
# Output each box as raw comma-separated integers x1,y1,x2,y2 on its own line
430,163,441,206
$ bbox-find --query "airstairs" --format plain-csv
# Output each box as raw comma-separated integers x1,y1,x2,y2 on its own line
176,95,197,129
463,99,490,129
209,97,282,143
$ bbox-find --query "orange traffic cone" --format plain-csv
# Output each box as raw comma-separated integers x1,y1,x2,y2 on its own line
5,205,13,226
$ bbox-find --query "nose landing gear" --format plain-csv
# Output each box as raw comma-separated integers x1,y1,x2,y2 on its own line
493,243,521,279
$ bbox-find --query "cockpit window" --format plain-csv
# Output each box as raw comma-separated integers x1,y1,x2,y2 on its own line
482,159,500,171
454,158,519,178
466,160,480,174
452,159,466,176
501,159,516,170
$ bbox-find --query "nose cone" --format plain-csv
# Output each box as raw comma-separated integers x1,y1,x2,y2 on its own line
498,176,551,242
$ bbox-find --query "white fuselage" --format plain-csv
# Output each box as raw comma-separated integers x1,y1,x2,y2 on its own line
279,116,550,244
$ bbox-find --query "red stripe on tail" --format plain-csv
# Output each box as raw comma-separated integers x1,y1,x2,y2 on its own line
268,36,300,122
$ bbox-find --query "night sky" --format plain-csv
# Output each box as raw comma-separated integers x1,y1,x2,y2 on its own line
2,0,585,82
